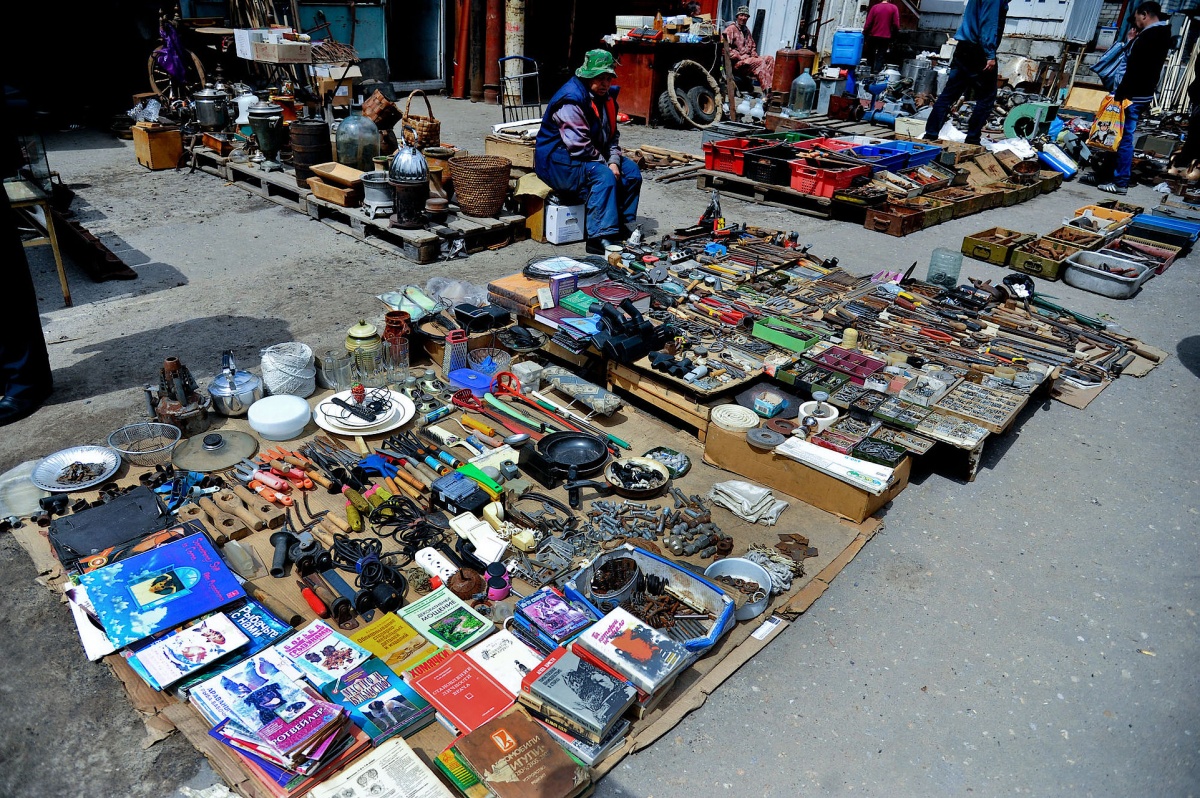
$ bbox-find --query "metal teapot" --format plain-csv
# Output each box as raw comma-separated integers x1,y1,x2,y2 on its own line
388,129,429,229
207,351,264,417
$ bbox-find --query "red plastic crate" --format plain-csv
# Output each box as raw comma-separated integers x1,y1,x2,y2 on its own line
789,163,872,198
792,137,858,153
703,137,758,176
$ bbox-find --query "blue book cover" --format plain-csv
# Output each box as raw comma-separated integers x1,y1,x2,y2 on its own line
171,600,293,696
77,532,245,649
321,659,434,744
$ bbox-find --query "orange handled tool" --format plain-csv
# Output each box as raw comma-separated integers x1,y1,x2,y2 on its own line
248,479,294,506
461,415,497,437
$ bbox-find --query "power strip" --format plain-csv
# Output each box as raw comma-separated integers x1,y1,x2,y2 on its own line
416,547,457,582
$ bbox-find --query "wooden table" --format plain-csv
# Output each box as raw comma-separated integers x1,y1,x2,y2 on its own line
5,178,69,307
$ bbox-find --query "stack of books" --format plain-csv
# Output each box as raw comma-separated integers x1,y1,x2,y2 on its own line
516,647,637,747
509,587,599,655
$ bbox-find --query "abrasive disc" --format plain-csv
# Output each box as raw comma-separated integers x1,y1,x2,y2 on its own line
747,427,787,449
172,431,259,472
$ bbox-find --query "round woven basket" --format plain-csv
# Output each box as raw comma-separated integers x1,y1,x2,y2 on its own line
450,155,511,218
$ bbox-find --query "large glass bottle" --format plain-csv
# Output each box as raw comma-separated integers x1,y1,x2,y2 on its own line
787,71,817,118
335,104,380,171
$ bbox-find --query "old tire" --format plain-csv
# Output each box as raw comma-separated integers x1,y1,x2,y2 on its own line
657,88,692,127
686,85,719,125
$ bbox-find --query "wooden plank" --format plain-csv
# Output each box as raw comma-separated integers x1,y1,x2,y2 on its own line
226,161,309,214
606,361,712,441
697,171,833,219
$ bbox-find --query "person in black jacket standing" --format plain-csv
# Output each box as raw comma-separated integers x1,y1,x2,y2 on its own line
1097,2,1172,195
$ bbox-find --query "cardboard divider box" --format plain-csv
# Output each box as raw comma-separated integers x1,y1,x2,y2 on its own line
703,424,910,524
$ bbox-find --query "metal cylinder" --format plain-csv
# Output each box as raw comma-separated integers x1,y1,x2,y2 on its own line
504,0,525,80
484,0,503,103
470,0,486,102
773,48,816,95
453,0,471,99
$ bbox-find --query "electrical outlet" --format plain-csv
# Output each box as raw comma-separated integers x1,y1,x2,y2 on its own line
416,547,457,581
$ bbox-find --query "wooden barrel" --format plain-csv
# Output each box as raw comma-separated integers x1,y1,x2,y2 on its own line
773,48,816,95
290,119,333,188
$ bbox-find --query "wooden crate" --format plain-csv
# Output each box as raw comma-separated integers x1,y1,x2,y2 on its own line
133,124,182,170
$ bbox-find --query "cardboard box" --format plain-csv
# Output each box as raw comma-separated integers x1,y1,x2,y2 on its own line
702,424,910,524
484,133,535,169
545,202,585,244
318,77,357,107
251,41,312,64
513,173,553,243
132,123,182,170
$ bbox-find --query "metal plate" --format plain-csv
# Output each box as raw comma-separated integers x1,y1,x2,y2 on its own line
31,446,122,492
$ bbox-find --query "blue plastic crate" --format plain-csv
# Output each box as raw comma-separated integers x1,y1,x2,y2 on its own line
877,140,942,167
847,144,909,172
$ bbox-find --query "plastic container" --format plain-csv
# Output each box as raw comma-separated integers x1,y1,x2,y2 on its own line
793,137,858,153
790,163,871,197
247,395,312,441
926,247,963,289
703,137,759,175
876,139,941,167
847,144,909,172
741,144,801,185
830,29,865,67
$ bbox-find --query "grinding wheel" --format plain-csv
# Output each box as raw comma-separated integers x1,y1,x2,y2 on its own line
747,427,787,449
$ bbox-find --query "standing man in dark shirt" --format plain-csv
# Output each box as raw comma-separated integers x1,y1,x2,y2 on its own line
863,0,901,74
922,0,1009,145
1096,2,1172,195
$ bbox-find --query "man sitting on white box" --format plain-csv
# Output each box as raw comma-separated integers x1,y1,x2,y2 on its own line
535,49,642,255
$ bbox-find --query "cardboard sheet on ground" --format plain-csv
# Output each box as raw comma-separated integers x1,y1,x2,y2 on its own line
10,392,882,797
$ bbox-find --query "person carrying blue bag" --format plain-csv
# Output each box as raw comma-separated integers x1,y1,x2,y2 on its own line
535,49,643,255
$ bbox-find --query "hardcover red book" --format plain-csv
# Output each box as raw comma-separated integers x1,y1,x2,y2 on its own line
407,648,515,736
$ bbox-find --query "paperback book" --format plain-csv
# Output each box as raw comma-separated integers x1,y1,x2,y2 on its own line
321,658,434,744
278,619,372,688
397,587,495,651
127,611,249,690
172,599,293,696
518,647,636,743
571,606,691,695
76,532,245,648
350,612,439,675
466,628,547,696
406,648,515,736
538,717,631,767
514,588,597,647
451,707,591,798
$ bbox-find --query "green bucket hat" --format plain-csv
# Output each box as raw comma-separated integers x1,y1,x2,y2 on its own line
736,5,750,15
576,49,617,79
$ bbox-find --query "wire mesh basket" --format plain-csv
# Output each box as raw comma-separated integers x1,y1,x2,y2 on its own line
466,347,512,376
107,422,181,467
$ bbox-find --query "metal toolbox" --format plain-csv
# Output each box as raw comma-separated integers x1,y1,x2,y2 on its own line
961,227,1037,265
1044,225,1106,251
864,203,924,237
1009,239,1081,281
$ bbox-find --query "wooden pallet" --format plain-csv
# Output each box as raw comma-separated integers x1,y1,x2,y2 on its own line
772,112,898,141
190,146,230,180
696,169,834,218
227,160,310,214
607,361,715,442
305,194,525,264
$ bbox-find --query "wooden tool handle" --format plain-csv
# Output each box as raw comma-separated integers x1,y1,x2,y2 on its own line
214,490,266,531
177,503,228,546
197,496,250,540
392,466,425,491
324,512,351,533
247,585,303,626
230,484,285,528
305,468,334,489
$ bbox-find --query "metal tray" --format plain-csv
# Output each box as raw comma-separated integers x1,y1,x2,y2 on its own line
32,446,122,492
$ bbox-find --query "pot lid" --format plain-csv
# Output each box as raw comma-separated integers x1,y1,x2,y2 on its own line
209,368,261,397
248,101,283,114
172,431,259,472
347,319,378,339
194,86,229,100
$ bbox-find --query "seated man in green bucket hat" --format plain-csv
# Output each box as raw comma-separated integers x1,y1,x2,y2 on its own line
535,49,642,255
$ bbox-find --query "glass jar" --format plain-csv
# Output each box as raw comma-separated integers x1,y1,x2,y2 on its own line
926,247,963,290
787,71,817,118
335,105,380,171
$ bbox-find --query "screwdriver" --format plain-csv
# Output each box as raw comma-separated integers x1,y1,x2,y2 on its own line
296,579,330,618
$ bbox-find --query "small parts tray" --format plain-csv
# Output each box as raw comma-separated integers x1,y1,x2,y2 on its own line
1062,251,1155,299
1043,225,1106,251
961,227,1037,265
1103,234,1181,275
751,317,821,352
1067,204,1133,233
898,161,959,193
810,346,885,385
1009,239,1081,281
927,186,990,218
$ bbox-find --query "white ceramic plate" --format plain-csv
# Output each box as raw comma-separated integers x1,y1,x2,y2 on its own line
316,392,400,429
313,391,416,437
31,446,123,492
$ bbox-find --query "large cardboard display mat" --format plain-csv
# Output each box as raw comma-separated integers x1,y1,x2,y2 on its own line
11,393,884,795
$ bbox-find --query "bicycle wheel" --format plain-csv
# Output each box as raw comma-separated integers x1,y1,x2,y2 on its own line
148,47,206,101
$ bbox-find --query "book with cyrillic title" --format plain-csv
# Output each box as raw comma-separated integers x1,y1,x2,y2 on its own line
571,606,690,695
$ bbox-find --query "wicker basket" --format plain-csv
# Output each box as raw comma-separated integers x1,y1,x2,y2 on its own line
400,90,441,148
107,422,181,467
362,89,402,131
449,155,511,218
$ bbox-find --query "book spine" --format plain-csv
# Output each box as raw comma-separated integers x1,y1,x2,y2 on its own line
486,293,531,316
516,693,604,744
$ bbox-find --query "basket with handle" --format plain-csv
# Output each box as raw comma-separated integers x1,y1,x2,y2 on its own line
449,155,512,218
400,90,441,148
